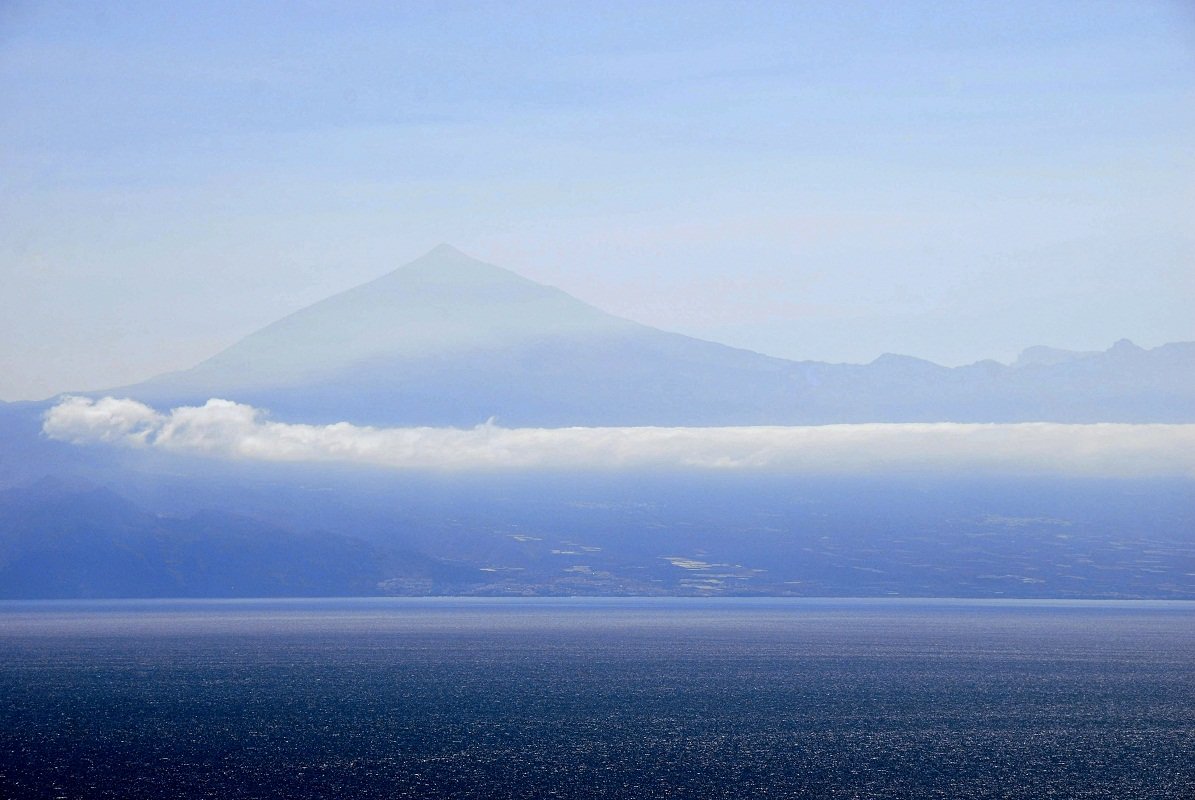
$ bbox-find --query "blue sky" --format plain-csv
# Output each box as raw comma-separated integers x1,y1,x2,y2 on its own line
2,1,1193,399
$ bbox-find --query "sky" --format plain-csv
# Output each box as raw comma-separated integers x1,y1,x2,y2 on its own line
2,1,1193,401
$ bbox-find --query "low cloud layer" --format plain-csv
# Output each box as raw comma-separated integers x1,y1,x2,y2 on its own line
43,396,1195,477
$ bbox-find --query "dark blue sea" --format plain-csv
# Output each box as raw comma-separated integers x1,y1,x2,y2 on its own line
1,598,1192,799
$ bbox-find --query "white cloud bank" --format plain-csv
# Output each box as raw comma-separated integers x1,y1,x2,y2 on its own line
42,396,1195,477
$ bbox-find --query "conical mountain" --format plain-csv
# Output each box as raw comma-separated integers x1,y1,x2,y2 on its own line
128,246,800,426
146,245,641,392
117,246,1195,426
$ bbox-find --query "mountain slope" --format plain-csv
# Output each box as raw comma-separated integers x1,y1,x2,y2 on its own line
0,477,475,598
110,245,1195,425
121,244,804,425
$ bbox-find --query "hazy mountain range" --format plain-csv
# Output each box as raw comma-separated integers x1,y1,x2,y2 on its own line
108,244,1195,426
1,245,1192,599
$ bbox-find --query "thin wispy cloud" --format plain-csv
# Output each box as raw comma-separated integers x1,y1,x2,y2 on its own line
43,396,1195,477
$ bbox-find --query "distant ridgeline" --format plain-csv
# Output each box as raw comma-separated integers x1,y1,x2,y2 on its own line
102,245,1195,427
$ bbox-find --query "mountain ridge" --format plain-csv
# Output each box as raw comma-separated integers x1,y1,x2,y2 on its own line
92,245,1195,426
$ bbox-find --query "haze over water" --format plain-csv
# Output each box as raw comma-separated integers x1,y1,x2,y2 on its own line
2,598,1192,799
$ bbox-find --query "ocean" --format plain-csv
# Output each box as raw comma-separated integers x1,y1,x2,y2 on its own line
1,598,1192,798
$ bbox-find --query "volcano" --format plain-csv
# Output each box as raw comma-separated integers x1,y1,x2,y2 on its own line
114,245,1195,426
124,245,802,426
